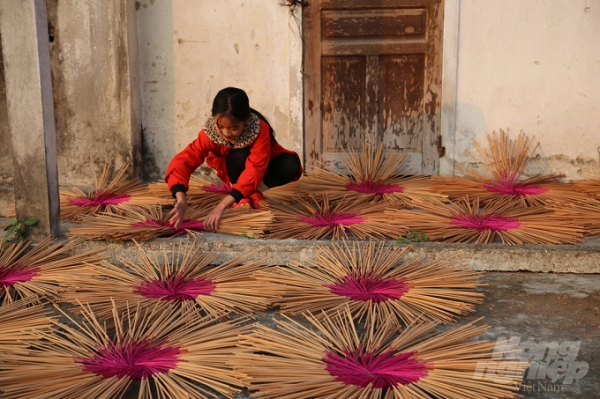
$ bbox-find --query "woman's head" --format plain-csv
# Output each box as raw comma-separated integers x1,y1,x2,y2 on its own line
212,87,251,142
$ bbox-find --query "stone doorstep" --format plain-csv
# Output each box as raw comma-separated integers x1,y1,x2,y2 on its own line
69,233,600,274
2,217,600,273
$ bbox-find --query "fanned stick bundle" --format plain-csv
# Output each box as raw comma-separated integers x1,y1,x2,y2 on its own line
550,199,600,236
300,143,445,206
0,297,55,356
149,173,301,207
430,130,587,207
0,238,105,305
261,241,483,325
148,174,234,208
574,167,600,199
267,195,405,240
61,242,276,320
0,301,251,399
386,197,585,245
68,205,272,241
235,309,527,399
60,164,171,222
263,180,304,205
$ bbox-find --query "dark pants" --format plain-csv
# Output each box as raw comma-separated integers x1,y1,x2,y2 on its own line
226,147,301,191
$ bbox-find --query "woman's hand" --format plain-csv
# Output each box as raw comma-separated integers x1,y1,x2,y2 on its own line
203,195,236,232
169,192,187,229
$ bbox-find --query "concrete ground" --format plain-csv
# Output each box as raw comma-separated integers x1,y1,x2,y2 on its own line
1,218,599,398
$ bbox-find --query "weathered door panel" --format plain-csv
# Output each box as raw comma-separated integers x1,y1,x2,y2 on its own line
304,0,444,175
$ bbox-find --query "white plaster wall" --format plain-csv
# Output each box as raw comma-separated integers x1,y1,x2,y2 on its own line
137,0,303,180
443,0,600,179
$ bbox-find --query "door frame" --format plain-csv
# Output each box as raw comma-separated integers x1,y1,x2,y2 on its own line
300,0,461,176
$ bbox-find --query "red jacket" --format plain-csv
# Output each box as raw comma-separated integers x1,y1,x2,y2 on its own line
165,117,300,199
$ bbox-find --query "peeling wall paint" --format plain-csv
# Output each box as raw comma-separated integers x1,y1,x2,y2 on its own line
443,0,600,179
0,30,13,185
137,0,303,180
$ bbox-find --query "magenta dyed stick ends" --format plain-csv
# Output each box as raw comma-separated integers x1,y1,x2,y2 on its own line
80,338,183,380
325,274,409,303
323,348,429,388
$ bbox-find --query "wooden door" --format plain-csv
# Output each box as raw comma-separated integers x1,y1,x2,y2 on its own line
304,0,444,175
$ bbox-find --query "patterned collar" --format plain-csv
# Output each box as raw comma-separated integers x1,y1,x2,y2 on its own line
203,113,260,149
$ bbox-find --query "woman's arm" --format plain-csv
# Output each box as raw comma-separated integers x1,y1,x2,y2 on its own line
165,130,212,195
203,195,236,232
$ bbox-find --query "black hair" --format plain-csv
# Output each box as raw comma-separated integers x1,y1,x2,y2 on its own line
212,87,275,138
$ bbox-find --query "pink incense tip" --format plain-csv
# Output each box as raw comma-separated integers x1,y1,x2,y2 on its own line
324,348,429,388
130,219,205,236
69,192,131,207
483,176,548,196
202,183,232,195
450,214,521,231
325,274,409,303
80,338,183,380
298,212,365,228
345,179,404,195
0,264,39,288
133,273,216,302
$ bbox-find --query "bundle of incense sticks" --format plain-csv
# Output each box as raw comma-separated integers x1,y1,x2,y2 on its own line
148,174,234,208
574,167,600,199
60,163,171,222
0,297,55,355
267,195,405,240
430,130,587,207
149,173,301,207
0,301,251,399
261,241,484,325
386,197,585,245
551,199,600,236
300,143,445,206
67,205,272,241
0,238,105,305
61,242,276,320
234,309,527,399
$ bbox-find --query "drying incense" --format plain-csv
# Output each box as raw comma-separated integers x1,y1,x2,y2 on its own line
550,199,600,236
0,297,55,355
300,143,445,206
262,241,483,325
149,173,300,208
235,308,527,399
148,174,235,208
0,301,251,399
68,205,272,241
60,163,171,222
430,130,587,207
0,238,105,305
386,197,585,245
574,167,600,199
267,195,405,240
61,242,276,321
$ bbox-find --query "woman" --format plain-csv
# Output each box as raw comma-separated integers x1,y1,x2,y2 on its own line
165,87,302,231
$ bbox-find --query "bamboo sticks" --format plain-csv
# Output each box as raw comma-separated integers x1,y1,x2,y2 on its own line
60,163,171,222
61,241,277,320
0,301,252,399
267,195,406,240
300,143,446,206
67,205,273,241
234,308,527,399
261,241,484,325
430,130,588,207
386,197,586,245
0,238,106,305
